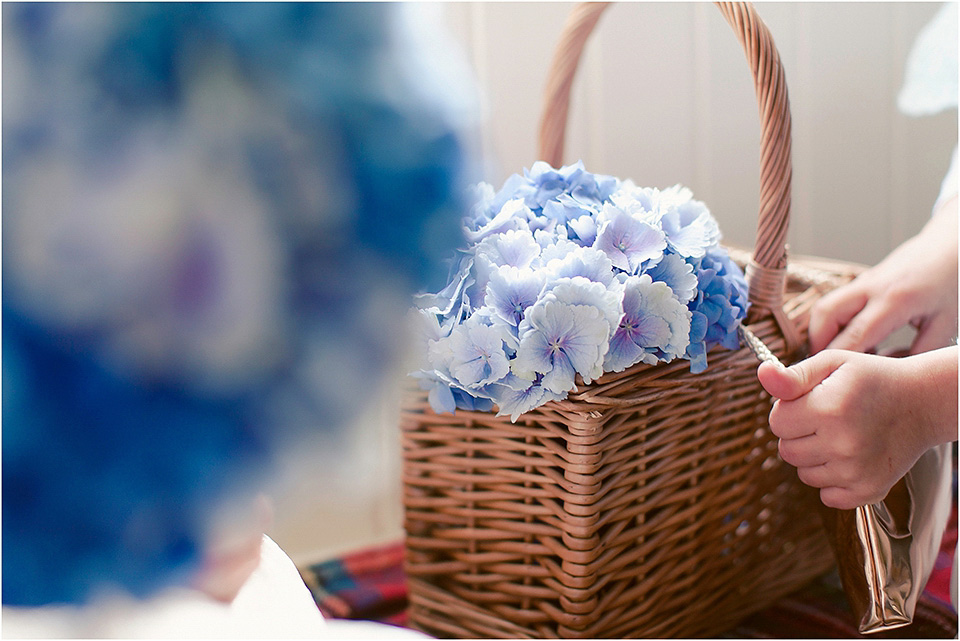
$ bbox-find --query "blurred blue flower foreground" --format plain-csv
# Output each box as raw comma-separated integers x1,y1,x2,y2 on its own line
412,162,749,421
3,3,473,606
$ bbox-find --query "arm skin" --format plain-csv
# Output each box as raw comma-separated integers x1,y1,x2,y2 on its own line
758,346,958,510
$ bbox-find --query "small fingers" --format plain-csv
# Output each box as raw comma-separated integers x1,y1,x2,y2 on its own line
795,463,834,489
809,288,868,353
826,298,907,353
818,487,863,511
768,399,819,440
818,485,887,511
910,313,959,354
795,469,863,509
777,436,827,469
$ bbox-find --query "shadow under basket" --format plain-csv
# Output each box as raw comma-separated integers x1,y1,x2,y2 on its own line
401,251,863,639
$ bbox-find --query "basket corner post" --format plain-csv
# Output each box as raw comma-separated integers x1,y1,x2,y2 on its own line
553,412,608,637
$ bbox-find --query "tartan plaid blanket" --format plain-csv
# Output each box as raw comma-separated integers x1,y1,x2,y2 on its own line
299,505,958,638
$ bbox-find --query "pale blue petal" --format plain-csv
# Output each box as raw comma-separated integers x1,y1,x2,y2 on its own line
605,274,690,368
543,277,623,336
512,328,553,378
687,342,708,374
450,358,485,388
647,252,698,303
543,196,589,225
556,303,609,383
540,350,576,394
660,200,720,259
446,318,510,387
543,245,615,286
604,328,645,372
567,214,598,247
539,237,583,265
428,381,457,415
594,206,666,273
465,198,534,243
514,299,608,388
493,379,568,422
475,228,541,269
632,315,671,348
484,265,544,327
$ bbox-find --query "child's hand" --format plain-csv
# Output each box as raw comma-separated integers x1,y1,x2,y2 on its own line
757,348,957,510
808,201,958,355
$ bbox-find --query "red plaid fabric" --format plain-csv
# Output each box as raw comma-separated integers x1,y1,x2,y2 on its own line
299,542,409,627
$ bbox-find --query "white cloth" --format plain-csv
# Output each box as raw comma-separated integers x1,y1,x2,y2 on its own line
898,2,958,117
1,536,428,639
934,146,958,213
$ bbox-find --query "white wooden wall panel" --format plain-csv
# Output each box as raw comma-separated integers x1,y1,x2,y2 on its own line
445,1,957,265
272,2,957,564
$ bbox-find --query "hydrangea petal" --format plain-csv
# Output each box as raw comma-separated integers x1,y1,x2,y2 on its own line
445,317,510,388
660,200,720,259
475,228,540,269
647,252,698,303
484,265,544,327
604,274,690,372
465,198,533,243
543,276,623,335
493,378,568,422
543,245,615,287
567,214,598,247
514,299,608,389
594,205,666,273
427,380,456,415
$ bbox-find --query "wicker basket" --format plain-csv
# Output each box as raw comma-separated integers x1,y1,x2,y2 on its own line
402,3,863,638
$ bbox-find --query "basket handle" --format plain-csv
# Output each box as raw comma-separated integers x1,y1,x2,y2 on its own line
538,2,801,352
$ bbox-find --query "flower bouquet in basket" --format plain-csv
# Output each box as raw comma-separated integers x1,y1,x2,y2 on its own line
411,160,750,420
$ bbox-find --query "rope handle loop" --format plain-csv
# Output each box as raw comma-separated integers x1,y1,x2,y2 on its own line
537,2,800,352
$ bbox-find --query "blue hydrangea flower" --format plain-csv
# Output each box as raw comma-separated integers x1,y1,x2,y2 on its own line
594,203,667,273
414,369,496,415
492,373,568,422
647,252,699,303
484,265,545,328
542,245,616,287
521,160,618,211
415,160,748,421
541,276,623,337
475,228,541,270
413,252,475,332
556,160,619,205
513,298,610,393
659,199,721,260
465,198,534,243
444,315,512,388
612,184,691,219
605,274,691,372
539,237,582,264
567,214,598,247
685,248,749,373
543,193,599,227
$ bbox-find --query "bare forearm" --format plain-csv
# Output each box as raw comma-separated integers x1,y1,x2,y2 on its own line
906,345,959,449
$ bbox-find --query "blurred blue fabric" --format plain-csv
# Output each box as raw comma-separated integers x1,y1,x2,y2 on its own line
2,2,476,606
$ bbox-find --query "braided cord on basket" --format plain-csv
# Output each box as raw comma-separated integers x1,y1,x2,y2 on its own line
739,324,784,368
537,2,801,352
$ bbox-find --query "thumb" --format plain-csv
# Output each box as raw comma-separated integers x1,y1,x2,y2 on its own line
757,351,844,401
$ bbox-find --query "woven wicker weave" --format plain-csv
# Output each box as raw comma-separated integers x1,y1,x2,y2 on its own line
402,3,863,637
